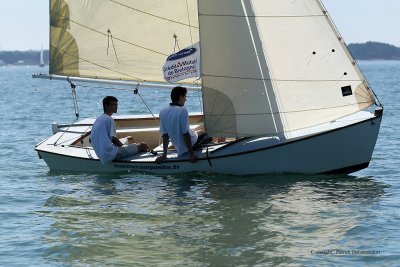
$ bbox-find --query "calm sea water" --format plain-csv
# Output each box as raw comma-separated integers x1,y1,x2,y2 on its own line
0,61,399,266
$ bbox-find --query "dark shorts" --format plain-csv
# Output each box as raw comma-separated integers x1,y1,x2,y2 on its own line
193,132,212,149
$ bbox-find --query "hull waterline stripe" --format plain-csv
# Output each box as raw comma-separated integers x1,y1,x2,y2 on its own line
323,162,370,174
35,148,372,175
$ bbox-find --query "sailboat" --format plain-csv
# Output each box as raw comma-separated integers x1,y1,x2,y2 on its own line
34,0,383,175
39,46,45,67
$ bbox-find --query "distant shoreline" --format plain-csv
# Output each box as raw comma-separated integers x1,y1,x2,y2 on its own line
348,42,400,60
0,50,49,66
1,41,400,66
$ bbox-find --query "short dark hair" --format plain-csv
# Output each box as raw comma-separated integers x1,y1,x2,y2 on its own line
103,96,118,112
171,86,187,102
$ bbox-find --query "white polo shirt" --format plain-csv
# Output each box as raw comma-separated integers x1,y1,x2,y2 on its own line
90,113,119,164
159,105,198,155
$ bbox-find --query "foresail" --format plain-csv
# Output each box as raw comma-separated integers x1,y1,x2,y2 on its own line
199,0,375,137
49,0,199,83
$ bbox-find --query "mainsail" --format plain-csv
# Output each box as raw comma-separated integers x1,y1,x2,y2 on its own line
49,0,375,138
50,0,199,82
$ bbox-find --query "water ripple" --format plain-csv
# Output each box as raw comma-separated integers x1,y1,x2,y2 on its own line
1,64,400,266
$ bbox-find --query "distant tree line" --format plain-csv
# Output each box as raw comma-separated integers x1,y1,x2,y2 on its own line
1,42,400,65
348,42,400,60
0,50,49,65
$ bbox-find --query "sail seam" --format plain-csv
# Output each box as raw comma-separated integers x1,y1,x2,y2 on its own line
52,47,144,81
185,0,194,45
109,0,198,28
202,74,363,82
204,100,372,115
56,17,168,56
198,14,326,18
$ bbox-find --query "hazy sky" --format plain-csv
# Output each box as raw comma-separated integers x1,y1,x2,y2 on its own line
0,0,398,51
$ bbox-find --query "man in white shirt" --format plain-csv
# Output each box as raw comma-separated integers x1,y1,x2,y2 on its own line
156,86,210,163
90,96,149,164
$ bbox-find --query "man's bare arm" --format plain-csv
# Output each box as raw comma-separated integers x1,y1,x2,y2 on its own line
112,136,123,147
183,132,196,163
155,134,170,163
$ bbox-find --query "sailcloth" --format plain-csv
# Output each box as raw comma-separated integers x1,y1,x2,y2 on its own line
199,0,374,137
49,0,375,138
50,0,199,82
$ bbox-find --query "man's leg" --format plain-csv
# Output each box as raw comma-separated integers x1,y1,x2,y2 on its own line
115,144,139,159
193,132,212,149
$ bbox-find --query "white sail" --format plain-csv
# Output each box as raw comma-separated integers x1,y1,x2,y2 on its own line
49,0,375,137
50,0,199,83
37,0,383,175
39,46,45,67
199,0,374,137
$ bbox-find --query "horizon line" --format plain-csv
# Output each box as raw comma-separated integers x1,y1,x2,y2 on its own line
0,40,399,52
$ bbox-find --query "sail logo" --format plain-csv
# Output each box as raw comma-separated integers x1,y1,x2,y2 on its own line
163,43,200,82
341,85,353,97
167,47,197,61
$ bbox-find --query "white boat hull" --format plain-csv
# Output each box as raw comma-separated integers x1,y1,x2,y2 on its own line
36,109,382,175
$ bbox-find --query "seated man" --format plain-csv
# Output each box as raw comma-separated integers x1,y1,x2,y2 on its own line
156,86,211,164
90,96,149,164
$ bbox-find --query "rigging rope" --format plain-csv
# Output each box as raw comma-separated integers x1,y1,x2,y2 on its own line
63,79,159,120
133,84,157,121
67,77,80,119
52,78,84,146
107,28,120,63
109,0,198,28
53,46,143,81
185,0,194,46
52,121,90,147
173,34,180,52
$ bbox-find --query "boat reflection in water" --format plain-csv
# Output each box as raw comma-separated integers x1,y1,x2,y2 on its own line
39,173,387,265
